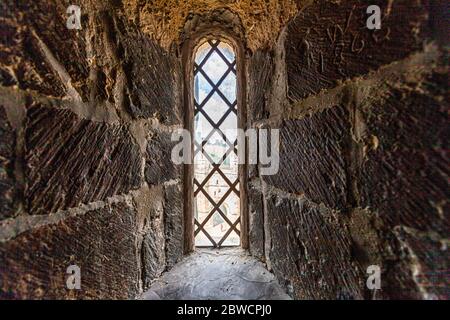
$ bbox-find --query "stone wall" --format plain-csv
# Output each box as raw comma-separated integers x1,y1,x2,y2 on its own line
0,0,184,299
247,0,449,299
1,0,448,300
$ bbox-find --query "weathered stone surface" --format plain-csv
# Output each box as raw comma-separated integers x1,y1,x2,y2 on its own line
141,232,166,288
141,248,291,300
164,183,184,268
248,181,265,261
0,18,65,97
264,105,351,210
266,194,364,299
384,227,450,300
0,106,16,220
0,0,89,98
140,188,166,289
0,0,447,301
145,131,180,186
120,29,180,123
428,0,450,47
0,1,185,300
356,71,450,235
125,0,298,51
0,201,140,299
247,49,273,123
285,0,430,100
346,208,383,272
25,103,142,215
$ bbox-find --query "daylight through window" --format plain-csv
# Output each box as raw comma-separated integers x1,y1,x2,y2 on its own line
193,39,240,247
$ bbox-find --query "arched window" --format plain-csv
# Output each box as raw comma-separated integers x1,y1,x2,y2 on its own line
192,39,241,248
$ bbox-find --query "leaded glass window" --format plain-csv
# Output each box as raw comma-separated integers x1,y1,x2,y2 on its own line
193,39,240,247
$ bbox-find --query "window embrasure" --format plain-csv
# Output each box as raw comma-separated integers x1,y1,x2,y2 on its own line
193,39,240,247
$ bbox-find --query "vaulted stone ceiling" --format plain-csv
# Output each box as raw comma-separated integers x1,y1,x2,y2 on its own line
123,0,302,50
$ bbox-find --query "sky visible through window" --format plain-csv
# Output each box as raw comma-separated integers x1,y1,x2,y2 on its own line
193,40,240,247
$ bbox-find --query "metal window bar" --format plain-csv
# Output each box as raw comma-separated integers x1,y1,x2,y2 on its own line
193,40,240,248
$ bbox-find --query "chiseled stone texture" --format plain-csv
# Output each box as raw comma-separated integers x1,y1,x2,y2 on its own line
264,0,449,301
285,0,430,101
263,105,351,210
356,70,450,235
140,187,166,289
247,49,273,123
120,29,180,124
145,131,181,186
0,106,16,220
0,0,447,301
384,227,450,300
0,0,185,300
0,0,89,98
266,194,364,300
164,183,184,268
0,201,140,299
25,103,142,215
350,69,450,300
248,181,265,261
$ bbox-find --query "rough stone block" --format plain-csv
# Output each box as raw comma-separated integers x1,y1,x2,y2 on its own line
139,187,166,288
266,194,363,299
248,181,265,261
247,49,273,123
120,30,180,124
0,0,89,98
286,0,430,100
263,105,351,210
0,106,16,220
357,71,450,235
164,183,184,268
387,227,450,300
145,131,181,186
378,225,450,300
0,201,140,299
428,0,450,47
25,103,142,215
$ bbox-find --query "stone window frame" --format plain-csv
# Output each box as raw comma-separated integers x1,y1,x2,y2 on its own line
181,28,249,253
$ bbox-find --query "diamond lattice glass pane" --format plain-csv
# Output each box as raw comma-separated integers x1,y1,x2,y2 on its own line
197,172,230,200
221,191,240,248
202,92,229,125
219,72,237,103
201,132,230,164
221,191,240,247
195,230,212,247
221,229,240,246
210,211,230,244
219,153,239,179
193,160,210,188
194,149,211,169
194,39,239,248
195,72,213,104
201,50,229,84
219,113,237,144
194,113,214,144
225,189,240,218
217,42,235,64
195,42,213,65
194,191,212,223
